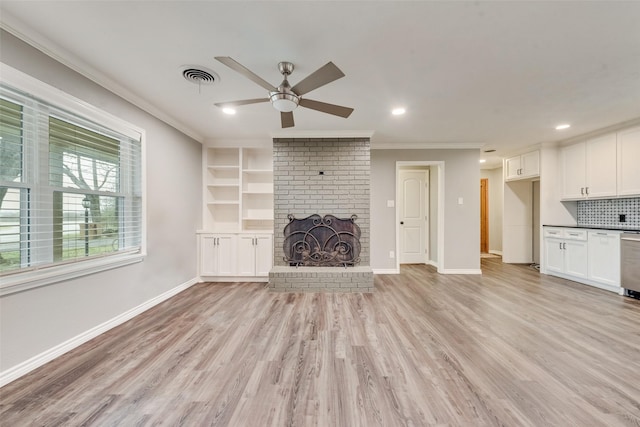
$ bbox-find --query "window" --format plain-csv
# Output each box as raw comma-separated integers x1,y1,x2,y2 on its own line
0,69,144,293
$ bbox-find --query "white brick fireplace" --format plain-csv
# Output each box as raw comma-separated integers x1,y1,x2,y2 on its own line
268,137,374,292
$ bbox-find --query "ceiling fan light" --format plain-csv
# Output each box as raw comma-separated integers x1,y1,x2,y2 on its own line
270,92,299,112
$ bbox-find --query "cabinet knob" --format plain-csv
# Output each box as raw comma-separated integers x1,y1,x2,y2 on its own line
400,221,404,225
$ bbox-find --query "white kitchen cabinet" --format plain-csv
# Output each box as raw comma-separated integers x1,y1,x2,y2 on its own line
505,150,540,181
543,228,587,279
543,227,622,293
560,134,617,200
617,126,640,197
237,234,273,276
587,230,621,287
543,233,565,274
200,234,236,276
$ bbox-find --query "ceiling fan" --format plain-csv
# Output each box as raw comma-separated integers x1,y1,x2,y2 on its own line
214,56,354,128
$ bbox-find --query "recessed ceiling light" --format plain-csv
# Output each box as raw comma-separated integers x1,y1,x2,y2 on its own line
555,124,571,130
479,159,487,163
222,107,236,115
391,107,406,116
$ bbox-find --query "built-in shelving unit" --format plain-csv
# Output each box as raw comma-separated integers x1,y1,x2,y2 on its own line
202,146,273,232
200,146,274,280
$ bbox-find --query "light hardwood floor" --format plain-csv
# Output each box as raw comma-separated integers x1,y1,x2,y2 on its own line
2,259,640,426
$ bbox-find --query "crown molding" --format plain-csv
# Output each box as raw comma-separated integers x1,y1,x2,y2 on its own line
0,13,203,143
372,141,484,150
270,130,375,139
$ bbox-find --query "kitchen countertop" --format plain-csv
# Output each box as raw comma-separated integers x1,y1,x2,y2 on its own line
543,225,640,232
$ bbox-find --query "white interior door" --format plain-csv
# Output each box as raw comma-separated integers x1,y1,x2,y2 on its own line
399,169,428,264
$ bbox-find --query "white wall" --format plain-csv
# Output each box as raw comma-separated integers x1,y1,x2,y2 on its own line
0,31,202,375
502,180,533,263
371,149,480,273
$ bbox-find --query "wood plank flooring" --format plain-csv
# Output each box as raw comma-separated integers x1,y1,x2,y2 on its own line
2,259,640,426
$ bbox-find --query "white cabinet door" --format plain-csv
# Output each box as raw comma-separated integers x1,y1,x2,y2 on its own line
588,231,621,287
521,151,540,178
255,234,273,276
236,235,257,276
617,126,640,197
505,156,522,180
216,235,237,276
505,151,539,181
200,235,218,276
236,234,273,276
561,142,587,199
200,234,237,276
564,240,588,279
544,238,565,274
585,134,617,198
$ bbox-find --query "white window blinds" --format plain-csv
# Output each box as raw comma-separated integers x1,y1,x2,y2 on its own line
0,83,142,276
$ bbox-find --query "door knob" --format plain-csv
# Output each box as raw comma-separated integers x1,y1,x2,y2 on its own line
400,221,404,225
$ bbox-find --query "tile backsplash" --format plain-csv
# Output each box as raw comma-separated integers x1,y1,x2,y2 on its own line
577,197,640,229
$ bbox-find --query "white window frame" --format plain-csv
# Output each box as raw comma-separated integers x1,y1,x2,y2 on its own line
0,63,146,296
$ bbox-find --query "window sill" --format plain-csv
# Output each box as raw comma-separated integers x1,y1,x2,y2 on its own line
0,252,145,296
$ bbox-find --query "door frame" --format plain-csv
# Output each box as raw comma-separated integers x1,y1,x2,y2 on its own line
396,161,445,273
398,169,429,264
480,178,489,253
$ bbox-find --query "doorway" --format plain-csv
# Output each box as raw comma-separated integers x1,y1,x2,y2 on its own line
398,169,429,263
480,178,489,253
396,161,444,273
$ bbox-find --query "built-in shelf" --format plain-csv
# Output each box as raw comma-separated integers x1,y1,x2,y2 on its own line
202,146,273,232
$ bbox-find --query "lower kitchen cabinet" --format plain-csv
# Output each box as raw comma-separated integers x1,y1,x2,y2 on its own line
587,230,621,287
543,226,622,293
543,228,587,279
199,233,273,280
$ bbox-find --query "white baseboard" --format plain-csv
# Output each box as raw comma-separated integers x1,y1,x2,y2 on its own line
437,268,483,275
0,277,199,388
426,260,439,268
489,250,503,256
372,268,399,274
200,276,269,282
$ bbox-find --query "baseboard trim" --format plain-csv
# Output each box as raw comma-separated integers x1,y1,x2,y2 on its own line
438,268,483,275
426,260,439,268
0,277,199,388
489,250,503,256
372,268,399,274
200,276,269,283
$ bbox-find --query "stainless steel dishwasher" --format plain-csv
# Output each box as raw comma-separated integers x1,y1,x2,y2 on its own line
621,231,640,298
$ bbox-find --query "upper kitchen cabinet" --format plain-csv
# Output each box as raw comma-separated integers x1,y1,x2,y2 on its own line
560,134,617,200
617,126,640,197
505,150,539,181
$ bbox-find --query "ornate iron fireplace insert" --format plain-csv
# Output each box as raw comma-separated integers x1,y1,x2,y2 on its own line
283,214,361,267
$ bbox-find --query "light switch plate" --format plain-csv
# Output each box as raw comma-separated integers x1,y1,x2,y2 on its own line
387,200,395,208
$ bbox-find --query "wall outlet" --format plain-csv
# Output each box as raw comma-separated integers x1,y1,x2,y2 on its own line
619,214,626,222
389,251,395,259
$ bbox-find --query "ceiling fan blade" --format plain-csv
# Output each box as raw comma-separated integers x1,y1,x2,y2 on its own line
281,111,295,128
299,98,354,118
215,56,277,92
214,98,269,107
291,62,345,96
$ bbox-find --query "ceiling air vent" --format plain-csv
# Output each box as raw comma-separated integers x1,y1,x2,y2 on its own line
181,65,219,87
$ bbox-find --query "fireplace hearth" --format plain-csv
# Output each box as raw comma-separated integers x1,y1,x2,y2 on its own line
283,214,361,267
